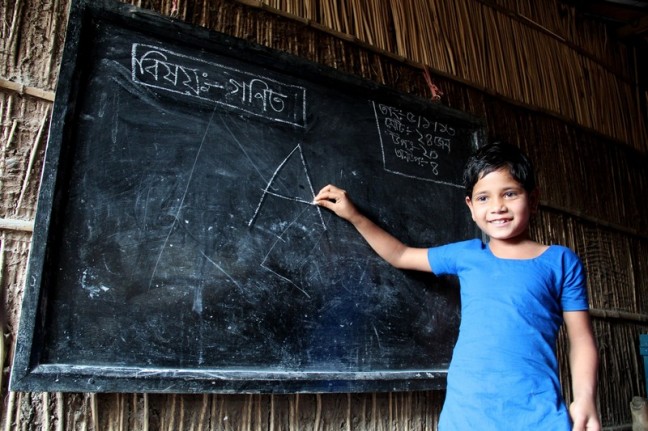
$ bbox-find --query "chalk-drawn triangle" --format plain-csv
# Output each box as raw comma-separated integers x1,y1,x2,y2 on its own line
265,147,315,204
248,144,325,228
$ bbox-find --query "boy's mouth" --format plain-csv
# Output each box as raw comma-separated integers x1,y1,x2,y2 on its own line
489,218,511,225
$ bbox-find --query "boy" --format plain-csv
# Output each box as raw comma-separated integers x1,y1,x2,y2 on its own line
314,142,600,430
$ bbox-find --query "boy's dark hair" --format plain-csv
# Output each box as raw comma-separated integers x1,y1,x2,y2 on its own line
463,142,536,198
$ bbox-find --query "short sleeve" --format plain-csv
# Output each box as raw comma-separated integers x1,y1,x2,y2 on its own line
428,243,457,275
560,248,589,311
427,239,482,276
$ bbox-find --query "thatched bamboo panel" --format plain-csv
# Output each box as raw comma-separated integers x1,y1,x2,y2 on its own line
2,391,445,430
0,96,49,220
504,0,631,77
575,225,636,312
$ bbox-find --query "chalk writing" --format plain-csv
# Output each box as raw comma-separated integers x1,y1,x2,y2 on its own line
372,101,461,186
248,144,326,297
132,43,307,127
248,144,324,229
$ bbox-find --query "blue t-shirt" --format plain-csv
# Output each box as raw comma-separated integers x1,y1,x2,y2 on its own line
427,239,589,431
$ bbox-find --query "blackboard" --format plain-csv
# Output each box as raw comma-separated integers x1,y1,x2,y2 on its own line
10,0,483,393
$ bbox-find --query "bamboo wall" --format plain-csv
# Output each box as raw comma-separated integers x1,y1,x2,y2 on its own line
2,0,647,429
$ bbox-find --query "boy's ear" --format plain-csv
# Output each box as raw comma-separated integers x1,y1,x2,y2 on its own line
465,196,476,221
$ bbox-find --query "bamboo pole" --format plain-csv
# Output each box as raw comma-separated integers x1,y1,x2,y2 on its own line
0,0,7,39
196,394,208,431
314,394,322,431
143,394,149,431
242,394,251,431
2,389,14,430
0,218,33,232
1,95,13,128
290,394,297,431
370,393,376,431
170,394,178,431
388,392,394,431
0,237,5,397
0,78,55,102
119,393,126,431
269,394,275,431
4,119,18,151
90,393,99,431
56,392,64,431
210,395,218,431
5,0,22,72
15,106,49,215
45,0,61,84
346,393,351,431
358,395,366,430
256,395,262,431
43,393,51,431
16,393,25,429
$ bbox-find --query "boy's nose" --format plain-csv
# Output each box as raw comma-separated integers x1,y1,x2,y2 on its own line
490,199,507,212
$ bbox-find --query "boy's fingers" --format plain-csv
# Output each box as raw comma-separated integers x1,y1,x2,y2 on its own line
315,199,333,210
317,184,336,193
313,191,332,203
314,194,338,206
315,185,345,202
314,185,332,200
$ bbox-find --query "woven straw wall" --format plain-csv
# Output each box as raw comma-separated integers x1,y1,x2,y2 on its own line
1,0,647,429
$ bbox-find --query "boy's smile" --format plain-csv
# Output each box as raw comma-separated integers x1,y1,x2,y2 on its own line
465,168,537,246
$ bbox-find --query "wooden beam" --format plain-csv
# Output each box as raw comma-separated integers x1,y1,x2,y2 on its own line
0,218,34,232
0,78,55,102
618,14,648,38
590,308,648,323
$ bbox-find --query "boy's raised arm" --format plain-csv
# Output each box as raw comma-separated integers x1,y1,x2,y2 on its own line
314,184,431,272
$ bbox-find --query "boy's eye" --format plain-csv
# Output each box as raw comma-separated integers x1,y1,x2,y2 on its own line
475,195,488,202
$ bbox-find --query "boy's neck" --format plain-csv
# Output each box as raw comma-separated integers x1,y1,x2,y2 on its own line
488,237,548,259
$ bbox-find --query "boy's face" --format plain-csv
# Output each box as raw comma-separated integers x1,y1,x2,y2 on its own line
464,168,538,244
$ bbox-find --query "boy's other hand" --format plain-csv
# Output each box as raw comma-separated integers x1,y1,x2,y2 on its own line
314,184,360,222
569,399,601,431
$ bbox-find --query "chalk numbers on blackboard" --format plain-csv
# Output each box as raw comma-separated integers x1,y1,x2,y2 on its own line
373,101,460,186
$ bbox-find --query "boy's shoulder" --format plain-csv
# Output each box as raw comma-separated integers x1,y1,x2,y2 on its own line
430,239,486,256
544,244,581,260
443,238,485,250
